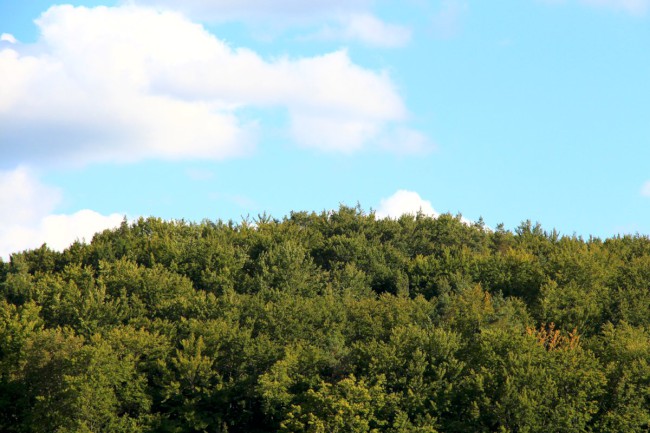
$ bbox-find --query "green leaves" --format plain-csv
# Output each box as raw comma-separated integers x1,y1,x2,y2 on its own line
281,375,389,433
2,208,650,432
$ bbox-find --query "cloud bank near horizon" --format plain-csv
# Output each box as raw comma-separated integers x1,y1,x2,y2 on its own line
0,167,124,260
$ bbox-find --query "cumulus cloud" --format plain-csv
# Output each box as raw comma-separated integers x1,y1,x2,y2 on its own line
130,0,410,47
0,5,413,167
375,190,477,227
0,167,61,227
0,33,17,43
375,190,439,219
640,180,650,197
0,167,123,260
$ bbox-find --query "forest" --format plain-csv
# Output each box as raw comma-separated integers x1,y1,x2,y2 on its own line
0,206,649,432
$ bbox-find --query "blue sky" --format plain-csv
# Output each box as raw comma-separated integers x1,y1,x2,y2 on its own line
1,0,649,258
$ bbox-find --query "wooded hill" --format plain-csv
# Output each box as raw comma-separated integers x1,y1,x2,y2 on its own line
1,206,649,432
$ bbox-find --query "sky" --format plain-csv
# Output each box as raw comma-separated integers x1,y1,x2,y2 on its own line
1,0,649,259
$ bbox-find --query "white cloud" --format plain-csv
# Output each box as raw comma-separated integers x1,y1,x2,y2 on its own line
0,33,17,43
314,13,411,48
0,167,123,260
375,190,439,219
0,166,61,227
640,180,650,197
375,190,477,227
0,5,414,165
131,0,410,48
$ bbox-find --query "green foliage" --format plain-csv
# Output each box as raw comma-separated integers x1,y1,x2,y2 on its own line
590,322,650,432
280,375,390,433
1,206,650,432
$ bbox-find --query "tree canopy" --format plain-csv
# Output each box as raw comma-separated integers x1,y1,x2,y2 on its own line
1,206,649,432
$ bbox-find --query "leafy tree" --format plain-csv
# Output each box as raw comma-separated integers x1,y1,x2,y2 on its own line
1,206,650,432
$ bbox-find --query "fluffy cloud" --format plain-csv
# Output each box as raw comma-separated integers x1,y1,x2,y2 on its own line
131,0,410,47
0,167,123,260
375,190,477,227
0,33,17,43
0,167,61,227
375,190,439,219
129,0,373,21
0,5,413,167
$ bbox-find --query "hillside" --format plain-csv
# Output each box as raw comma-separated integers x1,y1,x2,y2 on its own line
1,206,649,432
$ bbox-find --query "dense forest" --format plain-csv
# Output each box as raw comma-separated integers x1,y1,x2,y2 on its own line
1,206,649,432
